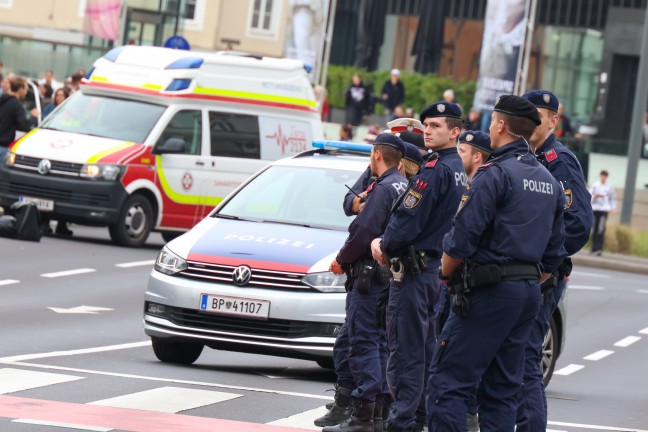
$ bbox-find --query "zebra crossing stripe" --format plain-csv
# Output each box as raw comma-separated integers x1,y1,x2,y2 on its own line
0,368,83,394
266,405,328,430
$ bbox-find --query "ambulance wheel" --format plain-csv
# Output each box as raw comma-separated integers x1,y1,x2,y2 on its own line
542,315,558,387
151,337,203,365
109,194,153,247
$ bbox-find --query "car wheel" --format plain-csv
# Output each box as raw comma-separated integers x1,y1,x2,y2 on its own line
161,231,182,243
151,337,204,365
542,315,558,387
109,194,153,247
316,359,335,370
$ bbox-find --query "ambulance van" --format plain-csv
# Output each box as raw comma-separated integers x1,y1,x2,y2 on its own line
0,46,323,246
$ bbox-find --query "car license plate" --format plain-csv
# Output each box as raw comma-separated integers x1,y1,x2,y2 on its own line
19,195,54,212
200,294,270,319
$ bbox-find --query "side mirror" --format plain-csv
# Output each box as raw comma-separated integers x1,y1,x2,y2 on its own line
153,137,187,154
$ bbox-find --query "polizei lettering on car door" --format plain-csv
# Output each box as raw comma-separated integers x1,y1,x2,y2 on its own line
523,179,554,195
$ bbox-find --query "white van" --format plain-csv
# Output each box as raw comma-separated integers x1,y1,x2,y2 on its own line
0,46,323,246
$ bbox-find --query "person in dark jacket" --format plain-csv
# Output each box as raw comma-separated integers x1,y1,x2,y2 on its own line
381,69,405,120
345,74,371,127
0,76,38,160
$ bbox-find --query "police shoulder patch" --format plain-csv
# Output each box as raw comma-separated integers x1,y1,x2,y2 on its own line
564,188,573,209
425,159,438,168
545,149,558,163
403,189,423,209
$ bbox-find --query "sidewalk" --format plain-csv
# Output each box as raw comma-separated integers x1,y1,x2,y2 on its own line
571,250,648,275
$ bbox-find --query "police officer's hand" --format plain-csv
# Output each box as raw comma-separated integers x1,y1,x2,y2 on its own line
330,259,344,275
371,238,387,265
351,194,367,214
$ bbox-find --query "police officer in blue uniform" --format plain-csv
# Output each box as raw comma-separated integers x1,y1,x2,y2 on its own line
371,102,466,432
323,134,408,432
428,95,567,431
343,165,374,217
516,90,593,431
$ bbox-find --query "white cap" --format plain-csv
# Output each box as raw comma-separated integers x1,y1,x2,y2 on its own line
391,68,400,76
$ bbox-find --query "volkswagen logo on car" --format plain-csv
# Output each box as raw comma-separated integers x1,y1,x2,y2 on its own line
37,159,51,175
232,265,252,286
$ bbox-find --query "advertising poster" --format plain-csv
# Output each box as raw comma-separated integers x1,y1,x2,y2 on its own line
284,0,329,81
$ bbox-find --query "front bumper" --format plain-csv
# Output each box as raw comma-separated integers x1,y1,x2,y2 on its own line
143,270,346,361
0,165,128,225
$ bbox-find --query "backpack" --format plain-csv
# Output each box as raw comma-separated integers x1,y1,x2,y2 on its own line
0,215,16,238
10,201,42,242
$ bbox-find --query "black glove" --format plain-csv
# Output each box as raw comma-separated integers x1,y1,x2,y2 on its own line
376,288,390,329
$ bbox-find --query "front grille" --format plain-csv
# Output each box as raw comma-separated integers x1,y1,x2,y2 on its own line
13,155,83,177
180,261,310,290
164,305,335,338
0,179,111,207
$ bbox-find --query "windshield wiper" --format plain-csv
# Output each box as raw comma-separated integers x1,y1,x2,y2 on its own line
261,219,316,229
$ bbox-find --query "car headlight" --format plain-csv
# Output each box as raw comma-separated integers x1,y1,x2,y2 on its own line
80,163,121,180
154,247,188,275
302,271,347,293
4,151,16,167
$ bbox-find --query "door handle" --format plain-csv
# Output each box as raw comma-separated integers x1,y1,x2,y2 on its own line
195,161,205,166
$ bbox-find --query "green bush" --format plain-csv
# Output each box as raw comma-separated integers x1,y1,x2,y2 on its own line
325,65,477,115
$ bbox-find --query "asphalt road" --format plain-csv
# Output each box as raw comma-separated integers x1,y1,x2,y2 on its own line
0,227,647,431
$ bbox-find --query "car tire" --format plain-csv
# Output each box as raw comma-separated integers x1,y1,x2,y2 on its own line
316,359,335,370
151,337,204,365
542,315,558,387
161,231,182,243
109,194,153,247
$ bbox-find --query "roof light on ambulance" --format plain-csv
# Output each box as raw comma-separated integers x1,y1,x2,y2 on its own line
80,163,122,181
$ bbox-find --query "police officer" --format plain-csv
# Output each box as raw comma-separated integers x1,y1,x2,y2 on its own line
387,117,427,157
343,164,373,216
322,134,408,432
399,141,424,180
371,102,466,432
428,95,567,431
516,90,593,431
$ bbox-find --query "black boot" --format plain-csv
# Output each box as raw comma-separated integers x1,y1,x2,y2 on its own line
314,385,353,427
322,399,375,432
381,402,392,431
373,403,383,432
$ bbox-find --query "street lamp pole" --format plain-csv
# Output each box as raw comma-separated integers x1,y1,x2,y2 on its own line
621,6,648,225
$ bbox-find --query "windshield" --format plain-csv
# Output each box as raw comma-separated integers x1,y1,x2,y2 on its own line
41,92,166,143
216,165,360,230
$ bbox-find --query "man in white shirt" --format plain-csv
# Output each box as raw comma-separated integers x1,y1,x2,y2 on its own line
589,170,616,255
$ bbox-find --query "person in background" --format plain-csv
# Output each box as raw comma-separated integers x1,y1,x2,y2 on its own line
443,89,457,105
0,76,38,161
315,85,330,122
38,69,63,92
363,124,382,144
381,69,405,121
555,103,577,138
42,87,70,119
339,124,354,142
68,72,83,93
0,75,9,96
345,74,370,126
392,105,405,120
589,170,616,256
464,108,482,131
39,83,53,108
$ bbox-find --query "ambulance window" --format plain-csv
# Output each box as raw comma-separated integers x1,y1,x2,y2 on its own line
157,110,202,155
209,112,261,159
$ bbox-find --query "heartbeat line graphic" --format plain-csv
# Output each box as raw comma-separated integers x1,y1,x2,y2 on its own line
265,125,307,155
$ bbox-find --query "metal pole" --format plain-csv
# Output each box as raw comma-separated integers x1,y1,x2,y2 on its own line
514,0,533,94
518,0,537,95
620,6,648,225
317,0,338,115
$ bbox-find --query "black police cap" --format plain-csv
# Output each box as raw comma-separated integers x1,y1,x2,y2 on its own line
402,141,423,164
458,130,492,154
373,133,406,155
521,89,559,113
493,95,541,126
419,101,462,122
399,130,425,151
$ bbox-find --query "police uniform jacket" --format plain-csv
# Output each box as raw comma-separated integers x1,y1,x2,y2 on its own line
443,139,567,274
536,134,593,255
382,147,466,257
343,166,373,217
337,167,407,265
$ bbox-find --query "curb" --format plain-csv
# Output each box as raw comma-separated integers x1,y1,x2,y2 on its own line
571,252,648,276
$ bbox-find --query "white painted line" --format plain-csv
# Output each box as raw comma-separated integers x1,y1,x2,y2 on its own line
614,335,641,347
12,419,112,431
553,364,585,376
583,349,614,361
115,260,155,268
0,341,151,362
639,327,648,335
569,271,611,278
546,429,568,432
4,360,334,401
0,279,19,286
90,386,241,413
0,368,83,394
568,285,604,290
41,268,96,278
549,420,648,432
266,405,327,430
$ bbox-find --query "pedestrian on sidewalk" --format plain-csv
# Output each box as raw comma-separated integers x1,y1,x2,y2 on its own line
589,170,617,255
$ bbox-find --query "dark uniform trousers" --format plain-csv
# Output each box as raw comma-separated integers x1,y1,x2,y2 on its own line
427,279,541,431
386,259,442,428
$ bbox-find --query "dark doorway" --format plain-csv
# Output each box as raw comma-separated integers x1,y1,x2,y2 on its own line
600,54,639,144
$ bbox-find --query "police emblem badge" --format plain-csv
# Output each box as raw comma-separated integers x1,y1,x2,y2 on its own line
403,190,423,209
466,134,474,142
543,93,551,104
564,189,573,209
437,104,446,113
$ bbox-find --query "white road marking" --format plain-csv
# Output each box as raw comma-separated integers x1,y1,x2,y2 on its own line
0,341,151,362
583,350,614,361
115,260,155,268
639,327,648,335
48,305,114,314
546,429,568,432
568,285,604,290
267,405,327,430
0,368,82,394
553,364,585,376
549,420,648,432
90,386,241,413
41,268,96,278
0,279,19,286
614,336,641,347
569,271,611,278
12,419,111,431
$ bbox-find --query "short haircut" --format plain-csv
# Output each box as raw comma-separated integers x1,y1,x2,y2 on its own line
374,144,402,167
600,170,609,176
470,146,490,162
499,112,536,139
445,117,462,130
9,76,26,93
42,83,53,98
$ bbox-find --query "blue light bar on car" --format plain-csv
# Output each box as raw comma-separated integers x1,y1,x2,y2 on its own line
85,67,95,80
312,140,372,153
103,46,126,62
165,57,204,69
165,79,192,91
